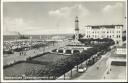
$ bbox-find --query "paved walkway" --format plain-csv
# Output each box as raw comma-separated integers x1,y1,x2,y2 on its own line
104,65,126,80
72,49,114,80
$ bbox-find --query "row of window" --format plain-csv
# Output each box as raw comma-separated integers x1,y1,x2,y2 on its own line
86,31,121,34
86,26,122,29
116,26,122,29
86,35,121,38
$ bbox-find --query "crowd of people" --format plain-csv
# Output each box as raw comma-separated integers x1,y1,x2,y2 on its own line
3,39,47,54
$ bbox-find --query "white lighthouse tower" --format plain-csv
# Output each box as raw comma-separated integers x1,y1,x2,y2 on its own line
69,16,84,46
75,16,79,42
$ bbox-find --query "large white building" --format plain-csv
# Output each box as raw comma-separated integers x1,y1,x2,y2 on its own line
82,25,123,46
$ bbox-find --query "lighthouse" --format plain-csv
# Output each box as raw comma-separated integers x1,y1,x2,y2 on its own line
75,16,79,41
69,16,84,45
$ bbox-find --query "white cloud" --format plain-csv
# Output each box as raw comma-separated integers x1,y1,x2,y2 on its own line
48,4,90,32
101,3,124,24
4,17,25,35
102,3,124,14
3,17,37,35
27,27,74,35
3,17,73,35
102,5,113,12
4,3,125,35
49,4,89,18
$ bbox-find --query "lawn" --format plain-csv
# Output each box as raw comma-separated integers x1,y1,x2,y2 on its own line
33,53,69,63
4,53,70,79
4,62,46,78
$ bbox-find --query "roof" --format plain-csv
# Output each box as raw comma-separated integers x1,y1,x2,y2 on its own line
117,43,126,48
85,25,123,29
58,46,92,50
59,46,84,50
110,54,126,60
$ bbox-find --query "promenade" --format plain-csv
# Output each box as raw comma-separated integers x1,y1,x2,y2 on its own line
72,48,115,80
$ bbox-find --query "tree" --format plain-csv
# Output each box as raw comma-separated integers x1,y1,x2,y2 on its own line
72,34,84,39
78,38,115,46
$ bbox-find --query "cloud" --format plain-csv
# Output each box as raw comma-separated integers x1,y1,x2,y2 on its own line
101,3,124,24
102,5,113,12
4,3,125,35
3,17,37,35
4,17,25,34
49,4,89,18
27,27,74,35
3,17,73,35
48,4,90,31
102,3,124,15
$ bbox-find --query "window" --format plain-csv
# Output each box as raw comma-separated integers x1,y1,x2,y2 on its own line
66,50,72,54
116,41,119,44
95,35,97,38
117,35,118,38
73,50,80,54
58,50,63,53
102,31,105,33
107,35,109,38
118,35,120,38
52,49,57,52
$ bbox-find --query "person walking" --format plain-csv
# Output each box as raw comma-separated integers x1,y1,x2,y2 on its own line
97,65,99,70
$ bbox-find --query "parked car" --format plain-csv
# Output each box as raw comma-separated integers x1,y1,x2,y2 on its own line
78,67,87,73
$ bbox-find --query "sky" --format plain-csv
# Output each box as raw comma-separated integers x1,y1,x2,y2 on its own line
3,1,126,35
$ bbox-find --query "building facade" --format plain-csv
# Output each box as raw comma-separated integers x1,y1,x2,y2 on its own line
82,25,123,46
116,44,126,55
